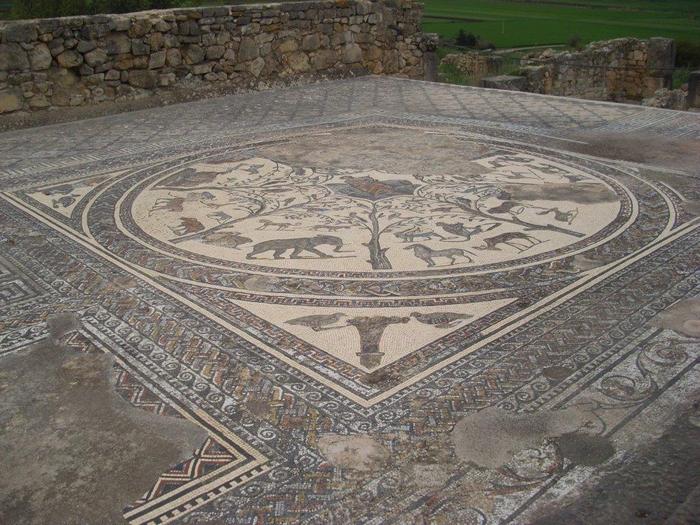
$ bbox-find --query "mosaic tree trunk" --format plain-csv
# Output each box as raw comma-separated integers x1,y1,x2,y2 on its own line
366,202,392,270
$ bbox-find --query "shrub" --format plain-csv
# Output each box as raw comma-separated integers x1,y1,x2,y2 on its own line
438,61,472,86
673,68,690,89
477,39,496,51
456,29,478,48
568,34,583,50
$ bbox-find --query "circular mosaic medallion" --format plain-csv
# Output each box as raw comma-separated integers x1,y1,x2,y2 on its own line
124,141,627,277
81,124,669,302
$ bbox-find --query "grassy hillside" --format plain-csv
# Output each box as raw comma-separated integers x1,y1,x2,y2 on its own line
422,0,700,49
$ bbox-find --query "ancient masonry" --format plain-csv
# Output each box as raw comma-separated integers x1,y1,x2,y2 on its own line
441,51,503,80
442,38,678,103
518,38,676,100
0,0,435,115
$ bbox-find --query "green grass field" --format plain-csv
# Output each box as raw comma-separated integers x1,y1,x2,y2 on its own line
422,0,700,49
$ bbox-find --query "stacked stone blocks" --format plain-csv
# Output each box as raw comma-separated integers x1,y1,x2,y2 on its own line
0,0,430,114
517,37,675,101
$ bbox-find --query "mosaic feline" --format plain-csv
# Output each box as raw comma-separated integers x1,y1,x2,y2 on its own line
246,235,346,260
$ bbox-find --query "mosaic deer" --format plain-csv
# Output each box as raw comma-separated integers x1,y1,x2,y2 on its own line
256,219,299,231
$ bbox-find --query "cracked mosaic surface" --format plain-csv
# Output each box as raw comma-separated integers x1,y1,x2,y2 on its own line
0,77,698,524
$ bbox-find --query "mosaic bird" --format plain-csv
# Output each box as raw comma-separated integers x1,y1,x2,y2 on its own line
437,221,500,241
286,313,347,331
410,312,472,329
487,200,526,215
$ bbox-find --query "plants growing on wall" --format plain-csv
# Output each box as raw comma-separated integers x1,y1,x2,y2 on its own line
9,0,176,19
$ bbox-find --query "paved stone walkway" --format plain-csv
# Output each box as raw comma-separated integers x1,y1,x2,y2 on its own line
0,77,698,525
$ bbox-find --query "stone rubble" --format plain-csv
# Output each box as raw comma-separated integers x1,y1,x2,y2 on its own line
517,37,676,101
642,88,688,110
462,38,678,103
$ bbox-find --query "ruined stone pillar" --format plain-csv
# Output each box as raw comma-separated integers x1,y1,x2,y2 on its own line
646,37,676,96
424,51,438,82
688,71,700,108
421,33,440,82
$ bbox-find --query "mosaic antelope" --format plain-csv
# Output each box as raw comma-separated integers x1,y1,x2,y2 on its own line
150,192,216,217
256,219,297,231
535,207,579,224
395,227,447,243
405,244,474,267
477,232,543,252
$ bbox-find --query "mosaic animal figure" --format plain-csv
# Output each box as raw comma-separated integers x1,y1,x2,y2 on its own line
535,207,579,224
150,196,186,216
410,312,472,328
436,221,500,241
202,231,252,249
256,219,297,231
169,217,205,236
246,235,346,260
395,228,447,243
158,168,219,188
52,194,79,209
488,155,534,168
487,201,527,215
207,211,232,224
287,313,347,331
477,232,542,252
340,176,398,199
312,224,346,232
405,244,474,267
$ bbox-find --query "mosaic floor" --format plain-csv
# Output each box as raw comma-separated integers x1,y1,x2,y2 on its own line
1,77,699,524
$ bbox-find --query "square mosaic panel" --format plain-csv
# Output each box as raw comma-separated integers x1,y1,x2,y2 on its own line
2,114,698,523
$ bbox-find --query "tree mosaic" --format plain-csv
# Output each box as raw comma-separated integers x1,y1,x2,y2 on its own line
142,154,611,271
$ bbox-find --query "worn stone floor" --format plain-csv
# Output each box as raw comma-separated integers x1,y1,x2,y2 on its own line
0,76,698,524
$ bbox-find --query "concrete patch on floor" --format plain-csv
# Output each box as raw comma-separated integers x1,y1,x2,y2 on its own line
318,434,390,473
0,321,207,525
256,126,492,178
567,131,700,174
451,405,599,469
556,432,615,466
653,297,700,338
526,402,700,525
410,463,453,490
46,311,81,340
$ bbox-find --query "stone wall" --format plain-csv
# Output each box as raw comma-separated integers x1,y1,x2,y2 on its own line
517,38,675,101
0,0,433,115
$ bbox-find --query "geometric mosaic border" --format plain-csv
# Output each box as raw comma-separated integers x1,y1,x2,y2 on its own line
72,326,271,525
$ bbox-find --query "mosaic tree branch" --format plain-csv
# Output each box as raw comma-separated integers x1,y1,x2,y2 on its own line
418,188,586,239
